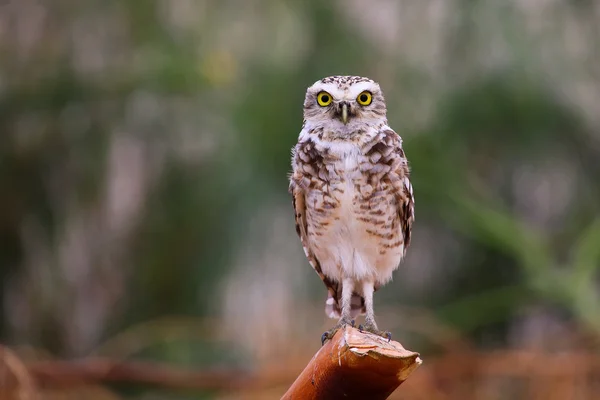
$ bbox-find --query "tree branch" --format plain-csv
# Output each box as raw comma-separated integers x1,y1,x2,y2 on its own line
281,325,422,400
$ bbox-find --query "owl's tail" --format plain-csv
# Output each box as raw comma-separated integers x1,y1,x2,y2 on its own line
325,291,366,319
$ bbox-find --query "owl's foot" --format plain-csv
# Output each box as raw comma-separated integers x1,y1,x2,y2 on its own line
321,319,355,345
358,323,392,342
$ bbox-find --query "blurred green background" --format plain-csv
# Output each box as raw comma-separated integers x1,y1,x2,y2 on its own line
1,0,599,399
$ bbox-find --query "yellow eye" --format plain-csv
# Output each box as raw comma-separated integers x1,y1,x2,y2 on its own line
357,91,372,106
317,91,333,106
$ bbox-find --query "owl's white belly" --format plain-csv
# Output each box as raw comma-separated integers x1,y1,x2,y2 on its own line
306,152,403,287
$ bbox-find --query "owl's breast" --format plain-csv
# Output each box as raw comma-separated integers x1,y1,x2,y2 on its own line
304,152,403,283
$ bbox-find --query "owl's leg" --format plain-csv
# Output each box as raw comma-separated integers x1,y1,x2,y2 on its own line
321,278,355,345
359,281,392,341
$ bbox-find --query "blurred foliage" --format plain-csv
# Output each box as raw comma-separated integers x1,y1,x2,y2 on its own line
1,0,600,398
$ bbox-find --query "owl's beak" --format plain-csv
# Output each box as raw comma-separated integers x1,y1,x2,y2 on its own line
341,103,349,125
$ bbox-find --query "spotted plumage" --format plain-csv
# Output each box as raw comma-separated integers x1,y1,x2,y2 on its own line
289,75,414,343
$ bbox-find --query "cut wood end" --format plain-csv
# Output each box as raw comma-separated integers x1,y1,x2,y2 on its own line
338,325,422,381
282,325,422,400
342,325,420,358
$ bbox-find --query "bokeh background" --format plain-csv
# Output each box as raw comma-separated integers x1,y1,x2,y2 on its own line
1,0,600,399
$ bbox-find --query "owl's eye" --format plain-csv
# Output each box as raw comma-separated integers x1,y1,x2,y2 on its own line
317,91,333,106
357,91,372,106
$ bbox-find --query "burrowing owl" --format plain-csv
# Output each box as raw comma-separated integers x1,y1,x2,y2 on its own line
289,75,414,344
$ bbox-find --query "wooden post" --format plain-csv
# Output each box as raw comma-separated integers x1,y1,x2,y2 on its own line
282,325,422,399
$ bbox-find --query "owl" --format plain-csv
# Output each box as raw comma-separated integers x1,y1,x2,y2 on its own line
289,76,414,344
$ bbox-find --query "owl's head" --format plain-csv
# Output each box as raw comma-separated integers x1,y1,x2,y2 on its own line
303,76,387,128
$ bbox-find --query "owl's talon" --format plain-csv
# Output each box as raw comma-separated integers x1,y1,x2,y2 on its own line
359,323,392,341
358,324,364,332
385,331,392,342
321,327,340,346
321,319,354,345
351,319,356,328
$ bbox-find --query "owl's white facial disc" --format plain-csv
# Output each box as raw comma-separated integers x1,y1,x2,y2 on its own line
302,75,388,131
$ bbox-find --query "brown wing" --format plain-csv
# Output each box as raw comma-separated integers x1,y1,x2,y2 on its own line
363,128,415,291
399,173,415,253
386,129,415,255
